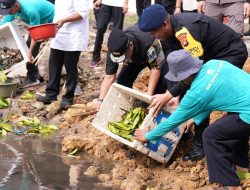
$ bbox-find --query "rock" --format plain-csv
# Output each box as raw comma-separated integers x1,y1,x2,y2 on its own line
32,101,45,110
169,161,177,170
189,172,200,181
199,180,206,187
84,166,100,176
98,174,111,182
195,163,203,172
45,101,61,119
175,166,183,172
64,104,96,123
120,167,153,190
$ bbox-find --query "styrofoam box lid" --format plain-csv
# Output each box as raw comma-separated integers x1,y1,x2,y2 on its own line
0,22,29,64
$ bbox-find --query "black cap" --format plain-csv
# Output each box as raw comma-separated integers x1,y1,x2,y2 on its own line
107,29,129,63
0,0,16,15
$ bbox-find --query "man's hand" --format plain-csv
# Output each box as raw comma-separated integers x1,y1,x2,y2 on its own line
148,91,173,115
94,0,101,9
174,7,181,14
56,19,65,29
123,2,128,14
197,1,205,13
134,129,148,143
96,99,103,111
167,96,180,109
184,118,195,133
244,2,250,19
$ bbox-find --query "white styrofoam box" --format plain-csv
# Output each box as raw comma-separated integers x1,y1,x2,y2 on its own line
92,83,186,163
0,22,29,76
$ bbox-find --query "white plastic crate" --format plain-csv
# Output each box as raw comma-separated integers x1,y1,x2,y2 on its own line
92,83,186,163
0,22,29,76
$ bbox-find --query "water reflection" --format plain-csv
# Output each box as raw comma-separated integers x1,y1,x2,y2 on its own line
0,134,115,190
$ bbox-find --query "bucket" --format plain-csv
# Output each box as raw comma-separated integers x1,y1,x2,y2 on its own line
0,77,19,97
28,23,57,41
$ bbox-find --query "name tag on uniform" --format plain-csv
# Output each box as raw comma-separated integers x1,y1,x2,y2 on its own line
175,27,204,58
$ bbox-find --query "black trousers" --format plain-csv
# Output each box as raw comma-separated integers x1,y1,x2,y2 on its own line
46,0,55,4
203,114,250,186
117,62,170,94
136,0,151,17
155,0,176,15
46,49,80,103
93,4,124,60
26,35,42,81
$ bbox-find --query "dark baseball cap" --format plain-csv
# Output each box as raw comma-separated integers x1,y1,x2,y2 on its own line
165,50,203,81
0,0,16,15
138,4,167,32
107,29,129,63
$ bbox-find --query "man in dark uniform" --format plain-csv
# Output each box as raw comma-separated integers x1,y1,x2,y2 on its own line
96,25,173,110
138,4,248,161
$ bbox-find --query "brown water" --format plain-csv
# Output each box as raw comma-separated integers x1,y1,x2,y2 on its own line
0,134,116,190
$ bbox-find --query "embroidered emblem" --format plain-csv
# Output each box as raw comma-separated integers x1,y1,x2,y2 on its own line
175,27,204,58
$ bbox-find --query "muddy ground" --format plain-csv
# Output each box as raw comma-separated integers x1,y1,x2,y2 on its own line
2,19,250,190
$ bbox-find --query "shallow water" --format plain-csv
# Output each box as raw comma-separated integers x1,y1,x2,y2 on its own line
0,134,115,190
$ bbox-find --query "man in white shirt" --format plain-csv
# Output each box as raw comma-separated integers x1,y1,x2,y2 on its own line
36,0,89,109
89,0,129,67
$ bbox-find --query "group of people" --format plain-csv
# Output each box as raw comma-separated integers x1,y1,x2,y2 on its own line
0,0,89,109
96,2,250,190
0,0,249,189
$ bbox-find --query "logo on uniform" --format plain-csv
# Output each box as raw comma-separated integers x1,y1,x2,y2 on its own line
112,52,121,56
176,32,189,47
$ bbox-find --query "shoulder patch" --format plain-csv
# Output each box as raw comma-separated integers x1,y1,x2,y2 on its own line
175,27,204,58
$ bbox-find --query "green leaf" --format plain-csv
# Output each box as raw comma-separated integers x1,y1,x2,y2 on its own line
68,148,78,155
39,129,53,134
0,71,7,84
2,129,7,136
20,91,35,100
0,122,13,132
46,124,58,130
236,171,250,179
33,117,40,126
0,97,9,109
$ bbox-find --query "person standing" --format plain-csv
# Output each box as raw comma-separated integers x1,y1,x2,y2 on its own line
156,0,176,15
136,0,151,17
174,0,198,13
36,0,89,109
197,0,250,35
138,4,248,161
135,49,250,190
0,0,54,88
89,0,129,68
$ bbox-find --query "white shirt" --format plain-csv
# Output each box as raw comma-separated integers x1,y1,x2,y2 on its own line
50,0,89,51
183,0,197,11
102,0,125,7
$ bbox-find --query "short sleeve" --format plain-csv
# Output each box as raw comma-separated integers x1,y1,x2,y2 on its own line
105,52,119,75
147,40,165,69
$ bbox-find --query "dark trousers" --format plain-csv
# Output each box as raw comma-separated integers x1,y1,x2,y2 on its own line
26,35,41,81
136,0,151,17
203,114,250,186
93,4,124,60
155,0,176,15
46,48,80,103
117,62,169,94
47,0,55,4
